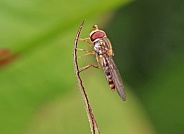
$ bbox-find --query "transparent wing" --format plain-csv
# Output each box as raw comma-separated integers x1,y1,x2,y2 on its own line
108,56,126,101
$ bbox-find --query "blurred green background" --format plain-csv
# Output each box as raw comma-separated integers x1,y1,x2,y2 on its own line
0,0,184,134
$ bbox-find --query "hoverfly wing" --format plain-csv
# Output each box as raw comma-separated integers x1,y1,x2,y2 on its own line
108,56,126,101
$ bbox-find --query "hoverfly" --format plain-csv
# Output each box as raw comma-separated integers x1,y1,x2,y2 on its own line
77,25,126,101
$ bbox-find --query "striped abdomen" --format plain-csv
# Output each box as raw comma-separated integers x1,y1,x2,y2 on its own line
102,59,115,91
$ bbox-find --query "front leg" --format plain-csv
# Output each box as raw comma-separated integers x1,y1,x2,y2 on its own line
78,38,94,47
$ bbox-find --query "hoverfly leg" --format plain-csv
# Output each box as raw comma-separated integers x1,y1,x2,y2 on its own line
76,48,95,58
78,51,95,58
95,56,101,69
76,48,95,53
78,38,94,47
79,55,101,73
79,62,101,73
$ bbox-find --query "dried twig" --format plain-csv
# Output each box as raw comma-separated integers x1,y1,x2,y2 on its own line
73,20,100,134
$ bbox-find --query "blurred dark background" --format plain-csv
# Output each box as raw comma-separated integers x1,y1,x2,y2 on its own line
106,1,184,134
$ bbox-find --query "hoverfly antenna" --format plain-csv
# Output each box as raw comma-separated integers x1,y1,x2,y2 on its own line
93,25,99,30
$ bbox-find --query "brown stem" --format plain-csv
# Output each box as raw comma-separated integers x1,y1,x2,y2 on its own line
73,20,100,134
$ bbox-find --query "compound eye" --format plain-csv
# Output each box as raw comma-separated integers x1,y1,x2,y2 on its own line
90,31,105,41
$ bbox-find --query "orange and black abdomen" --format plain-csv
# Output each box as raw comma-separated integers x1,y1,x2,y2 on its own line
104,66,115,91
